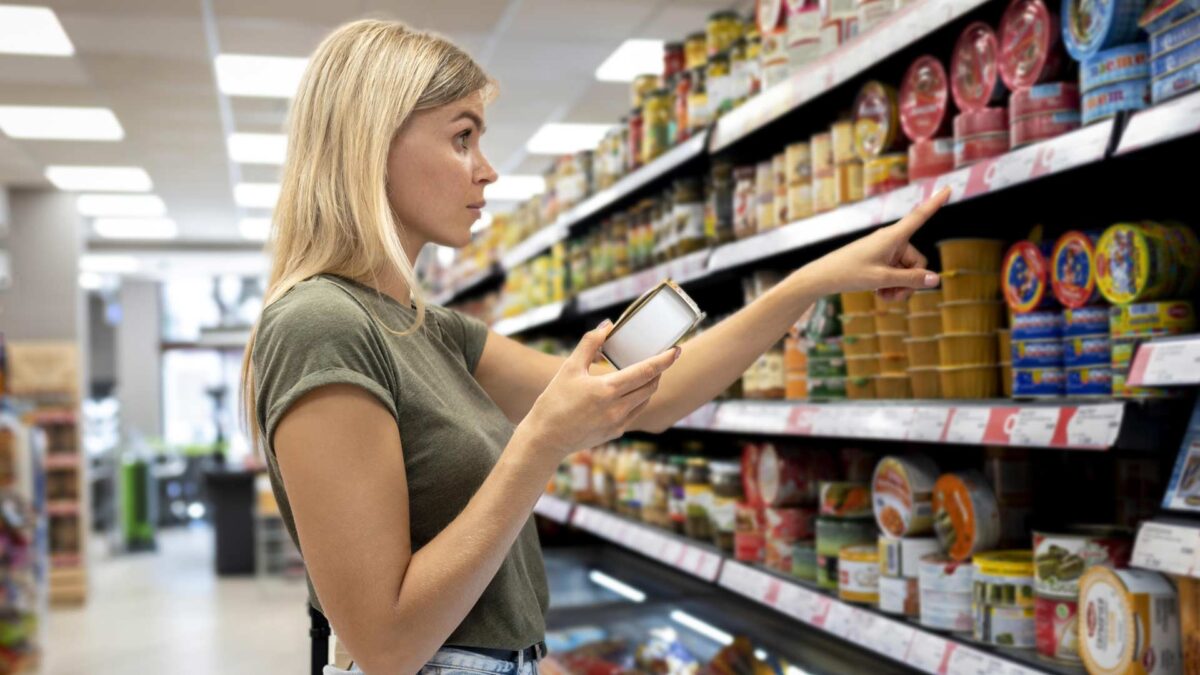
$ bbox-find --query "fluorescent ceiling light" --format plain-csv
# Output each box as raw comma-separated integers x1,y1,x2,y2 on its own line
484,175,544,201
0,106,123,140
78,272,103,290
45,166,152,192
525,123,611,155
470,210,494,234
0,5,74,56
77,194,166,217
587,570,646,602
234,183,280,209
228,132,286,164
93,217,177,240
239,217,271,241
595,39,663,82
669,610,733,646
80,254,139,274
215,54,308,98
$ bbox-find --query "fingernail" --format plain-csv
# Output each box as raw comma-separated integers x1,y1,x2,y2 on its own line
673,346,682,360
924,272,939,287
597,319,612,330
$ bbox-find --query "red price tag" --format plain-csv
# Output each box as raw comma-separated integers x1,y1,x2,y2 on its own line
909,406,951,442
907,631,950,673
982,407,1019,444
786,405,819,435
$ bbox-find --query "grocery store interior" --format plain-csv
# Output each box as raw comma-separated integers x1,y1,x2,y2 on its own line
2,0,1200,673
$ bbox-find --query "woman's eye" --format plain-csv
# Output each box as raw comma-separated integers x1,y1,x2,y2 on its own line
458,131,471,149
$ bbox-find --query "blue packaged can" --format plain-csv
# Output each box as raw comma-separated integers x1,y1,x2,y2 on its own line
1063,306,1110,336
1012,310,1065,340
1014,368,1067,397
1066,366,1113,396
1063,335,1112,367
1082,78,1151,124
1012,339,1066,367
1063,0,1147,61
1082,43,1151,92
1149,7,1200,54
1151,33,1200,77
1152,55,1200,101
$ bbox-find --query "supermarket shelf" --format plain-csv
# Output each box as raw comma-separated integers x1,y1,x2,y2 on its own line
675,399,1126,450
50,553,82,568
571,504,724,583
1116,89,1200,156
43,454,80,470
1127,335,1200,387
492,300,568,336
533,494,573,524
432,264,503,306
575,249,712,315
708,119,1116,274
1131,519,1200,580
709,0,991,152
501,222,570,271
27,410,77,426
47,501,80,516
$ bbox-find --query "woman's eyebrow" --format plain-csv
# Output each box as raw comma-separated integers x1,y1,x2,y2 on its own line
451,110,486,133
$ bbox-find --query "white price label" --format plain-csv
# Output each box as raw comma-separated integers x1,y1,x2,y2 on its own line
873,406,915,438
945,646,993,675
909,406,951,442
873,618,917,662
1009,407,1061,447
717,402,788,433
679,547,702,576
1132,522,1200,579
1118,89,1200,154
697,551,723,581
775,582,819,623
1066,403,1124,448
1136,340,1200,385
662,540,685,567
907,631,950,674
945,407,989,444
823,602,856,639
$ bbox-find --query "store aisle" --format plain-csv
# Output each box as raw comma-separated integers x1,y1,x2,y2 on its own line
45,526,309,675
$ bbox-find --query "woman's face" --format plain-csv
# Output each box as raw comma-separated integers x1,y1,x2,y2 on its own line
387,91,497,250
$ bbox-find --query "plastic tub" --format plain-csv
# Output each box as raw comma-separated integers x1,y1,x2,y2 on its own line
937,238,1006,271
847,376,878,400
908,289,943,313
997,329,1012,362
841,312,876,335
874,293,908,313
879,353,909,375
874,311,907,333
908,367,942,398
940,300,1005,333
1001,362,1014,397
840,290,876,314
942,269,1002,301
846,355,882,378
876,374,912,399
878,332,906,356
938,332,999,366
908,311,943,338
842,334,880,358
938,364,1000,398
905,336,941,368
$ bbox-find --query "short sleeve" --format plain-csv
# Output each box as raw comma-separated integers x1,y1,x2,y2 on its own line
433,305,490,373
253,284,399,452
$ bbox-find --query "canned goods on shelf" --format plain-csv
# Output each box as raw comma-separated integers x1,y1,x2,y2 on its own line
838,544,881,604
1153,57,1200,103
831,119,857,165
1063,334,1111,367
1064,306,1109,336
974,551,1036,607
1010,82,1080,118
811,132,834,171
919,554,975,632
1062,0,1145,61
954,132,1011,168
834,160,864,205
900,55,952,141
999,0,1065,90
872,455,939,538
909,138,955,180
1161,221,1200,295
933,471,1001,561
820,481,873,518
1108,300,1196,337
1082,78,1151,125
1082,43,1151,92
954,107,1009,136
1014,367,1066,397
1066,365,1112,396
1004,241,1056,312
1012,110,1082,147
1051,230,1103,308
975,604,1037,648
853,81,903,159
1035,594,1081,663
879,576,920,616
1095,223,1176,305
1078,567,1182,675
757,444,836,507
792,540,818,580
919,553,976,593
1033,526,1134,599
1148,4,1200,55
1012,309,1065,340
952,22,1008,111
864,154,909,196
879,535,942,579
817,516,877,590
1011,338,1065,367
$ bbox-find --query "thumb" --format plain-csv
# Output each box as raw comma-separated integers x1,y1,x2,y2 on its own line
569,319,613,371
884,267,940,290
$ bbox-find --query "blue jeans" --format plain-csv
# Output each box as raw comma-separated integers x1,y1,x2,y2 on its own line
324,647,540,675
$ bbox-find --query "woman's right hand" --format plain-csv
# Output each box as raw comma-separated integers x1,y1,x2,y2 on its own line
518,320,681,459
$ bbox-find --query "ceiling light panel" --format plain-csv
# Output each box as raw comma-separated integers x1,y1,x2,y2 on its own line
77,194,166,217
0,5,74,56
484,174,544,201
595,39,663,82
234,183,280,209
215,54,308,98
525,123,612,155
0,106,123,141
93,217,178,240
238,217,271,241
45,166,152,192
228,133,286,164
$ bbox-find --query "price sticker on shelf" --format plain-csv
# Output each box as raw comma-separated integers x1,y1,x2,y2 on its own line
785,404,819,435
809,595,834,627
909,406,951,442
1132,522,1200,579
944,407,990,444
1009,407,1061,447
823,602,856,639
872,406,914,438
775,581,818,623
696,551,723,581
874,618,917,662
1129,340,1200,386
716,402,788,434
907,631,950,674
1065,403,1124,448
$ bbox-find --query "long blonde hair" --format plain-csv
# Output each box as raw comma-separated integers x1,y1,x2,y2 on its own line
240,19,494,450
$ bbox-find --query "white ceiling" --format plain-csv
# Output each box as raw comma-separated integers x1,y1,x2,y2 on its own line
0,0,749,245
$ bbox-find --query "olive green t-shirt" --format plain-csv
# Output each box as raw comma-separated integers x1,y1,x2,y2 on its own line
252,273,549,650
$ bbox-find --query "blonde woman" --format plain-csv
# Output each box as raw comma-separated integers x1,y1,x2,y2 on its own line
243,19,949,675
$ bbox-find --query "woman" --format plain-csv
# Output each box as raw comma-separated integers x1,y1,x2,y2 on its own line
242,19,948,675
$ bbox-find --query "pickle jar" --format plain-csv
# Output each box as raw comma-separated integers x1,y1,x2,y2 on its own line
673,177,707,255
641,88,671,165
684,457,713,541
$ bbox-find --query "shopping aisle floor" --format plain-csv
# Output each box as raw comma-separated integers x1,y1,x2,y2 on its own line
46,526,310,674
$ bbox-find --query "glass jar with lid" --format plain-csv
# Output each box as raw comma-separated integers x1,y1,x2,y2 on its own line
641,88,670,165
683,457,713,541
684,31,707,71
687,67,710,134
665,456,687,534
709,460,744,552
706,10,741,58
705,52,731,121
631,73,659,109
663,41,685,81
673,177,706,256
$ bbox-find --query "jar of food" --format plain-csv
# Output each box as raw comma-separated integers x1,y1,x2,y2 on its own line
687,67,711,133
707,10,741,58
730,38,750,109
642,456,669,526
663,41,685,80
610,213,631,279
685,31,707,70
666,456,687,534
706,159,735,245
733,165,757,239
641,89,670,165
710,460,744,552
631,73,660,109
706,52,732,119
746,33,763,99
673,70,693,143
636,199,656,269
626,107,644,173
673,177,706,255
684,458,713,541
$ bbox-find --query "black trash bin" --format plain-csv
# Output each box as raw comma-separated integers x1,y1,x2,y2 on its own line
204,469,258,575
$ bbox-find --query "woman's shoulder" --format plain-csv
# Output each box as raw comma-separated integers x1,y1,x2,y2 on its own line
256,275,381,351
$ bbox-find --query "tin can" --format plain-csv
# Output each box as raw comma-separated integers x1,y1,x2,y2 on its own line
1013,110,1083,146
757,444,837,507
819,481,872,518
900,55,953,142
1083,78,1151,125
1109,301,1196,337
854,81,903,160
834,160,864,205
1064,306,1110,337
1078,567,1183,675
1159,221,1200,296
1012,338,1065,367
811,132,833,172
1000,0,1066,90
1062,0,1146,61
1067,365,1113,396
831,119,857,165
952,22,1008,111
1064,335,1112,367
919,553,975,632
839,544,881,604
933,471,1001,561
909,138,955,180
879,536,942,579
976,605,1038,648
880,576,920,616
1012,309,1065,340
955,107,1009,136
954,132,1011,167
1004,241,1056,313
1011,82,1081,118
1083,43,1152,92
1014,367,1067,397
1052,230,1103,308
872,455,939,538
1152,58,1200,103
1096,223,1175,305
1148,6,1200,55
864,154,909,196
1037,594,1083,662
764,506,817,540
974,551,1036,607
735,531,766,563
817,516,877,590
1033,527,1134,599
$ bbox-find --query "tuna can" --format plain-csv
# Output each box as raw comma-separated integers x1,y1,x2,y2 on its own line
1078,567,1183,675
1064,334,1112,367
1004,241,1057,312
1012,110,1083,146
952,22,1008,111
1036,594,1082,663
1148,6,1200,55
1062,0,1146,61
1067,365,1113,396
1151,34,1200,79
880,576,920,617
1158,221,1200,296
1012,309,1065,340
908,138,956,180
933,471,1001,561
1052,230,1103,308
1010,82,1081,117
853,81,904,159
976,605,1038,648
974,550,1036,608
839,544,881,604
1014,367,1067,397
1082,43,1152,92
1033,527,1134,599
864,154,908,196
816,516,877,590
1012,338,1065,367
999,0,1066,90
757,444,837,507
954,106,1010,136
1082,78,1152,125
831,119,857,165
1096,223,1176,305
872,455,940,538
1108,301,1196,337
1064,306,1110,336
900,55,953,142
919,553,975,632
1152,58,1200,103
954,132,1011,167
879,535,942,579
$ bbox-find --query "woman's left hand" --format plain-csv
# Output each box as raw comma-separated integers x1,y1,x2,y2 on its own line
802,186,951,302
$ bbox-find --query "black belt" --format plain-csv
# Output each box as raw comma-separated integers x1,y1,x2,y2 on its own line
445,641,548,664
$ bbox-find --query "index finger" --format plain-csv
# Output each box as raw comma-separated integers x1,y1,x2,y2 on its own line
602,346,680,396
890,186,951,239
